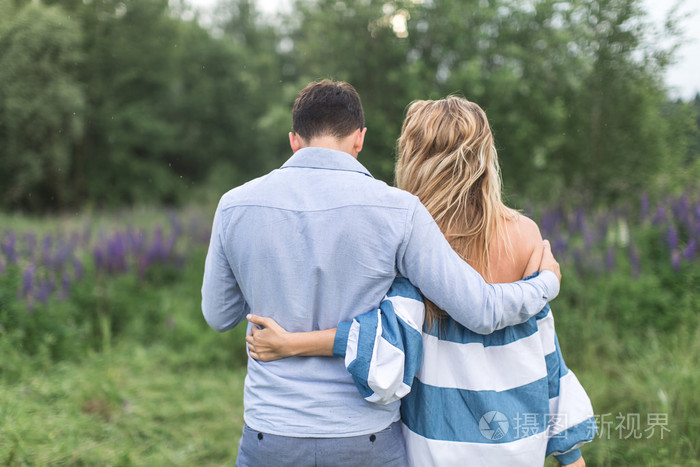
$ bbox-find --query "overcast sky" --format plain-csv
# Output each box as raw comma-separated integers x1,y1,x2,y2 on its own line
187,0,699,99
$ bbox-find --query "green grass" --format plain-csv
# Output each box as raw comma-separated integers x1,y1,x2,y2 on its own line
0,343,246,465
2,208,700,465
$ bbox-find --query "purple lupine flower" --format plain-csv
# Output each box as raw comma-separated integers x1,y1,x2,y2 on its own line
148,227,166,262
94,246,105,271
105,233,128,273
36,280,50,305
52,240,71,271
21,264,36,298
540,210,561,238
629,244,640,278
666,227,679,252
640,193,649,220
574,209,586,235
41,235,52,266
672,194,689,223
553,236,568,260
683,239,697,261
605,246,616,271
60,272,71,300
127,229,146,254
653,205,667,226
584,230,595,249
1,231,18,265
671,250,681,271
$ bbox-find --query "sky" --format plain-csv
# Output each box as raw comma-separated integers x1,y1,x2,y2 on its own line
186,0,699,99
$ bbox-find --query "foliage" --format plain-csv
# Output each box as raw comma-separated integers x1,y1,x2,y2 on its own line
0,2,84,210
0,196,699,464
0,0,697,211
0,208,248,380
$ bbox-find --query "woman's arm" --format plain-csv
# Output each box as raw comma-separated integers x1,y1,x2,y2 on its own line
245,314,336,361
246,277,425,405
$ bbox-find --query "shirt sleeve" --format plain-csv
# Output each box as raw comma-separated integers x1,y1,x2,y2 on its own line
201,200,250,332
537,305,597,464
332,277,424,405
397,199,560,334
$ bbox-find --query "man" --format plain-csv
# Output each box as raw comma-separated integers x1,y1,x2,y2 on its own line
201,80,561,466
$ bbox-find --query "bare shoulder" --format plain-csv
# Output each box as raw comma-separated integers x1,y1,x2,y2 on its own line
503,214,544,278
504,214,543,250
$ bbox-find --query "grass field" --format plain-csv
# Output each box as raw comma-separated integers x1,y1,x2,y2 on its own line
1,202,699,465
1,344,246,465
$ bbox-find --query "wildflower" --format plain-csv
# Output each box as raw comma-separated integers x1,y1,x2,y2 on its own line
59,272,71,301
21,264,35,298
671,251,681,272
605,246,616,271
41,235,53,266
683,240,697,261
36,280,51,305
628,244,640,278
666,227,679,252
1,231,18,265
652,205,666,226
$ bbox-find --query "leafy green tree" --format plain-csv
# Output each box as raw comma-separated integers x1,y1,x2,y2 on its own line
0,2,84,210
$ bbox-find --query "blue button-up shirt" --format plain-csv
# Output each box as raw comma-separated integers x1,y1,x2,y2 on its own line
202,147,559,437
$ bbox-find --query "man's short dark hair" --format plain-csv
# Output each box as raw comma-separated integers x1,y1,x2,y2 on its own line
292,79,365,141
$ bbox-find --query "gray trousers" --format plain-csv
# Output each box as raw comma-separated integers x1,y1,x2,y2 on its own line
236,422,407,467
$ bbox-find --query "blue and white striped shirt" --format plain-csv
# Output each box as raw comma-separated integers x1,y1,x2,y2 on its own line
333,276,596,466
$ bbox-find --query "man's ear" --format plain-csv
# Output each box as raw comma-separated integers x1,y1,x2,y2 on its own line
353,127,367,155
289,132,305,153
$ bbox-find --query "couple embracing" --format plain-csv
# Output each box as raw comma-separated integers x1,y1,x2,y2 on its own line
202,80,596,466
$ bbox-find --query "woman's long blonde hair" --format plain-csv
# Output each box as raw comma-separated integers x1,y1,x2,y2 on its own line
396,96,518,327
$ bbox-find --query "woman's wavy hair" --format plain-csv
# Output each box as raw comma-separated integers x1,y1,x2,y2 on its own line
396,96,518,328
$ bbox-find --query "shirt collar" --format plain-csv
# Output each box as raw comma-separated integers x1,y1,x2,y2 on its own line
280,147,374,178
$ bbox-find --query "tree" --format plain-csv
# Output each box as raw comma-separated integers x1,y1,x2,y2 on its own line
0,2,84,210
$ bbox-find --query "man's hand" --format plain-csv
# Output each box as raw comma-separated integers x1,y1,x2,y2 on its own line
562,455,585,467
539,239,561,283
246,314,293,362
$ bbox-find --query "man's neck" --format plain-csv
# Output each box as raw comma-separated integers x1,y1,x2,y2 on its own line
304,136,357,158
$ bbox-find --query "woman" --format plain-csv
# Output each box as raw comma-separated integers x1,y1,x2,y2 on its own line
245,97,595,466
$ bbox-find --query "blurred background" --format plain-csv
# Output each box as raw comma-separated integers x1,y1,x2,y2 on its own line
0,0,698,464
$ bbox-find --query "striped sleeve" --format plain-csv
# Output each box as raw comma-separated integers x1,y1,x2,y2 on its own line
537,305,598,464
332,277,424,405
